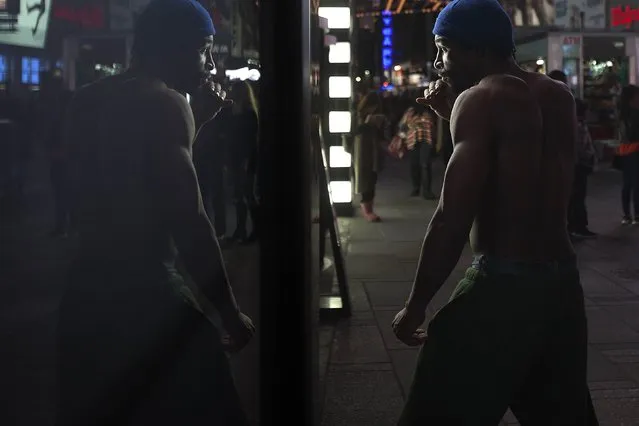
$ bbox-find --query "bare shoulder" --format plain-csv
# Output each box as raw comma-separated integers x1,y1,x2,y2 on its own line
450,85,492,138
526,72,574,105
479,73,529,91
143,86,196,145
452,76,533,125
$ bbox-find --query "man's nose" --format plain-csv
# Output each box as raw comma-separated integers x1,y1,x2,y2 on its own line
206,59,216,72
433,59,444,71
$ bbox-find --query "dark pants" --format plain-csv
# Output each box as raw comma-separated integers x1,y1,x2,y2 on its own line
361,172,377,203
50,159,73,233
399,255,598,425
621,152,639,218
409,142,433,194
568,165,591,232
195,159,227,237
229,157,259,239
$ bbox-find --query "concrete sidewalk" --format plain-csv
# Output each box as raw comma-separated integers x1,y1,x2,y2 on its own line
320,158,639,426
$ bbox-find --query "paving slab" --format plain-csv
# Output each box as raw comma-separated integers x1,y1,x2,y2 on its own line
321,370,404,426
324,161,639,425
331,325,390,364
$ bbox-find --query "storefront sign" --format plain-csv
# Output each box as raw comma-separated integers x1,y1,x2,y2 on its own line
555,0,605,29
563,36,581,45
110,0,152,32
498,0,556,27
610,5,639,28
53,4,105,29
381,10,392,71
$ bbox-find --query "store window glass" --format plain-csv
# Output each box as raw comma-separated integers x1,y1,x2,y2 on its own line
20,57,39,85
0,55,7,83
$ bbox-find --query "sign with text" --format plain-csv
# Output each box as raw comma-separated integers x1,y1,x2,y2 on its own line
498,0,556,27
611,5,639,28
53,3,105,29
0,0,51,48
380,10,392,71
563,35,581,45
555,0,606,29
109,0,151,32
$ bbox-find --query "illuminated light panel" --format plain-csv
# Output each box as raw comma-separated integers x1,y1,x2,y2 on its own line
329,145,352,168
329,42,351,63
329,181,353,203
318,7,351,29
329,76,351,98
381,10,393,70
328,111,351,133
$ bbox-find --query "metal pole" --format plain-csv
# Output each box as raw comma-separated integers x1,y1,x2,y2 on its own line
579,11,585,99
259,0,313,423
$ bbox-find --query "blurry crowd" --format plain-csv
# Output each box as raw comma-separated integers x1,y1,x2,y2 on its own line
349,72,639,238
0,71,260,247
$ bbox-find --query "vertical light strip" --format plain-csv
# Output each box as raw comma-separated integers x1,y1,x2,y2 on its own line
321,0,354,210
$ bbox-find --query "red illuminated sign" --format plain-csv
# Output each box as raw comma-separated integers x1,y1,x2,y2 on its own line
53,4,105,29
611,5,639,28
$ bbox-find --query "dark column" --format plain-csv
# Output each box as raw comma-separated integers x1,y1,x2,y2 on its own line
259,0,314,424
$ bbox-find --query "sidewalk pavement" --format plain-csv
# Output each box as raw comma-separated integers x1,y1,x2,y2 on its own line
320,158,639,426
0,154,260,426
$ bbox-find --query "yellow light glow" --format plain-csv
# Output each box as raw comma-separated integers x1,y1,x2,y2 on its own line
318,7,351,29
329,181,352,203
329,146,352,168
329,42,351,63
328,111,351,133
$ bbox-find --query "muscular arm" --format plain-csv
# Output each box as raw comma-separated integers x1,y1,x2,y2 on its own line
406,87,493,313
150,91,239,318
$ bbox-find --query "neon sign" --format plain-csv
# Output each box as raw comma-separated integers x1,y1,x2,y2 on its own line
53,4,105,29
610,5,639,28
381,10,392,71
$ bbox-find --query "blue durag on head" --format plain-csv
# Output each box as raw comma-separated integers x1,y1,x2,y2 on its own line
433,0,514,56
135,0,216,53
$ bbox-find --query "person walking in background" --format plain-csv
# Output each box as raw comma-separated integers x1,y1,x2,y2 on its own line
568,99,597,238
398,102,437,199
618,85,639,225
40,72,74,237
193,114,230,245
227,80,259,243
548,69,568,85
353,91,391,222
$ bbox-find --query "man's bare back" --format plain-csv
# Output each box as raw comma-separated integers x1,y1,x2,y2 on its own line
69,74,190,259
469,71,576,261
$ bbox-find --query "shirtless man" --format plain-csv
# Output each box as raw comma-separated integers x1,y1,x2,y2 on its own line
391,0,598,424
57,1,254,424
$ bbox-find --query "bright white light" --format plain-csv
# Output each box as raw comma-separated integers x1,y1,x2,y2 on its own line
186,93,191,103
225,67,261,81
329,181,352,203
606,61,613,67
329,42,351,63
329,76,351,98
318,7,351,29
536,58,545,65
329,146,352,168
393,65,401,71
355,76,361,82
365,70,371,76
328,111,351,133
